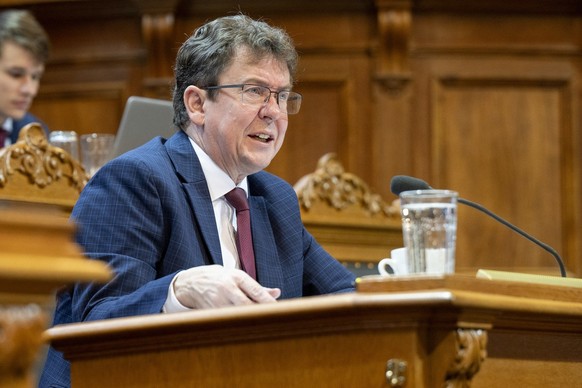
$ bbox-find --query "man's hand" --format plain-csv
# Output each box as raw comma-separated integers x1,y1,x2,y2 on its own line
173,265,281,309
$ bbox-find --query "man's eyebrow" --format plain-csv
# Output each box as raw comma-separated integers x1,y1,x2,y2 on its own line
242,79,293,90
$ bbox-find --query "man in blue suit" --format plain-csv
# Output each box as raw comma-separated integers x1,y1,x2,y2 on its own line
40,14,356,387
0,10,50,146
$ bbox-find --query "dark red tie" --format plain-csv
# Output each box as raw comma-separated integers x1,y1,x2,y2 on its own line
0,128,8,148
225,188,257,279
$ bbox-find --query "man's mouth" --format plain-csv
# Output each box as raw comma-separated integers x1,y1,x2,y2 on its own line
13,101,30,111
250,133,273,143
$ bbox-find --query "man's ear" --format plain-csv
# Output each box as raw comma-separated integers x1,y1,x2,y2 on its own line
184,85,206,126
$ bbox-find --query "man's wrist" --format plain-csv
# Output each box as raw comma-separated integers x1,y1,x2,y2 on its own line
162,271,192,313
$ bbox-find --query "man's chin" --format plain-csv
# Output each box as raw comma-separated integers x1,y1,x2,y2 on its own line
9,110,27,121
242,159,272,177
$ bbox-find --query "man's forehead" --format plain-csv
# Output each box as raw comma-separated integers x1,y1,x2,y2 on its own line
0,41,45,69
224,47,290,83
233,46,287,69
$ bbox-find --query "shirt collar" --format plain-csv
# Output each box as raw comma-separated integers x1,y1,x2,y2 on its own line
2,118,13,134
188,137,248,201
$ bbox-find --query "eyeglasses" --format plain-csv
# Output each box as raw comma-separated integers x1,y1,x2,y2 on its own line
202,84,302,115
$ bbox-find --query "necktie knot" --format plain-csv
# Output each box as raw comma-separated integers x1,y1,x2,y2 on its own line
225,187,249,212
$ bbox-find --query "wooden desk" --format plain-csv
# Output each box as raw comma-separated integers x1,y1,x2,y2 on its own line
45,275,582,387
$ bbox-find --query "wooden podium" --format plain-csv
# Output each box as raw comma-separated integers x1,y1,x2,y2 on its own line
45,274,582,387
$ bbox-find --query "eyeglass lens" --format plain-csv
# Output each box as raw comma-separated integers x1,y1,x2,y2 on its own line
241,85,301,114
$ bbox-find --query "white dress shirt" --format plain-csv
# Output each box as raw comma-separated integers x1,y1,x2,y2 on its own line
163,137,248,312
1,118,13,146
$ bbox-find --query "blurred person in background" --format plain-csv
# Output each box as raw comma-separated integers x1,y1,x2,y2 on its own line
0,9,50,147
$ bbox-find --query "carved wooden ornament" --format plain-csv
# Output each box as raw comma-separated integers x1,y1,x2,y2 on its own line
445,329,488,387
295,152,398,218
0,123,87,208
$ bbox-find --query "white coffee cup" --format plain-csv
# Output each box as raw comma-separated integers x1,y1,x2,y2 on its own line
378,247,408,276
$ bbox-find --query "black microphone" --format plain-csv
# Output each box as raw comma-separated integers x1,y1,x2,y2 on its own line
390,175,567,277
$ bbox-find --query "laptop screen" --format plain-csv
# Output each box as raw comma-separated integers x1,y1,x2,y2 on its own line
109,96,175,159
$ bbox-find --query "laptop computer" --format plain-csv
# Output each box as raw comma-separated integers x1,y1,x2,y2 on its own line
109,96,176,159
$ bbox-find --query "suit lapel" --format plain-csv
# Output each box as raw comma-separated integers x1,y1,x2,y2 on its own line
249,195,285,289
166,131,223,265
182,181,223,265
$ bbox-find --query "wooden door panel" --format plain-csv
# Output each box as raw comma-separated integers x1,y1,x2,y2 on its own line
427,59,575,274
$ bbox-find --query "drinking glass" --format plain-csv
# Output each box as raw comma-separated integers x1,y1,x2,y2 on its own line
80,133,115,177
49,131,79,160
399,190,458,275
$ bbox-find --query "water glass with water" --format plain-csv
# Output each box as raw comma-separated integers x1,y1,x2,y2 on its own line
399,189,458,275
80,133,115,177
49,131,80,160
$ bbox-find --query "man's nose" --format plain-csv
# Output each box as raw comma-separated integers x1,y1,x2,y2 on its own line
259,94,284,120
20,75,39,96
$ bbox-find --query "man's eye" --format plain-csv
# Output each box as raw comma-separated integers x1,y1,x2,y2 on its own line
246,86,265,96
7,70,25,79
279,92,290,102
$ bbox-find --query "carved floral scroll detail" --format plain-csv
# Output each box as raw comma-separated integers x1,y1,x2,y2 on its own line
0,123,87,192
445,329,488,388
295,153,398,217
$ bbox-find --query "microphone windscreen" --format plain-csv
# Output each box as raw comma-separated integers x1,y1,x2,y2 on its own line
390,175,432,195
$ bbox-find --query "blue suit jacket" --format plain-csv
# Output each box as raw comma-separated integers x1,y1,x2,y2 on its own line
40,130,355,387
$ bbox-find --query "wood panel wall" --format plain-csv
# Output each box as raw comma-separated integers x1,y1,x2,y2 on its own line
3,0,581,277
